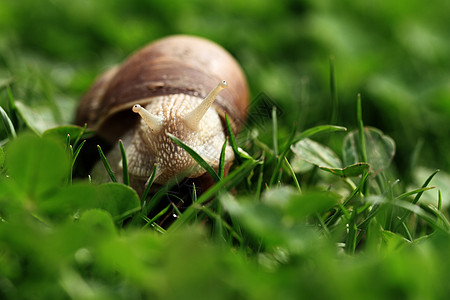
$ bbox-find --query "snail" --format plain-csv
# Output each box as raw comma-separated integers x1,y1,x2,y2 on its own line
76,35,249,193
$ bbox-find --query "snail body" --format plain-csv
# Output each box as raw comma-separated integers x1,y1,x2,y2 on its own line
76,35,249,191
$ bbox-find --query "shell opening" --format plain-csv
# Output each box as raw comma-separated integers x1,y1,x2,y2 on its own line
184,80,228,130
132,104,163,133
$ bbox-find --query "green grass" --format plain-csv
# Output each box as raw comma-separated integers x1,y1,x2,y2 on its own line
0,93,448,299
1,0,450,299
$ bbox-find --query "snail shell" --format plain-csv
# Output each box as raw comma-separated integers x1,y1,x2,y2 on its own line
76,35,249,190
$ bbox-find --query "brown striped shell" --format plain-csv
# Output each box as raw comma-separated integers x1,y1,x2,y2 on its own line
76,35,249,142
76,35,249,189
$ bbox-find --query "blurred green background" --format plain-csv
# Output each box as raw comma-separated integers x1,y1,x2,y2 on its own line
1,0,449,174
1,2,450,299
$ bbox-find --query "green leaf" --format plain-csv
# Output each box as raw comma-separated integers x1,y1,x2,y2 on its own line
42,125,89,144
96,183,141,222
15,101,58,134
0,179,27,216
5,133,70,199
343,127,395,174
78,209,117,238
291,138,342,168
291,138,369,177
271,125,346,186
38,182,141,223
37,182,98,221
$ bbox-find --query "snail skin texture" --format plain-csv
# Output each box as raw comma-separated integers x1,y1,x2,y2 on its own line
76,35,249,192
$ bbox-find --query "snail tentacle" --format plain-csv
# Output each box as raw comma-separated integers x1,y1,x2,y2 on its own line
132,104,163,133
184,80,228,130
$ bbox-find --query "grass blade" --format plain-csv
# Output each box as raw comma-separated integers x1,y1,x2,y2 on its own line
6,85,18,124
72,140,85,167
356,93,367,163
395,169,439,229
197,204,243,244
356,94,369,196
369,197,448,233
426,204,450,231
411,169,439,205
66,134,71,152
119,139,129,186
291,125,347,145
345,204,358,254
284,156,301,193
73,123,87,150
0,106,17,139
68,144,74,185
150,223,167,234
225,114,241,163
192,182,198,202
170,158,259,231
438,189,442,211
395,186,435,201
272,106,278,157
255,156,264,199
269,125,298,187
142,204,171,228
197,159,258,205
398,218,413,241
168,133,220,183
218,138,227,179
141,163,158,202
326,172,369,227
97,145,117,183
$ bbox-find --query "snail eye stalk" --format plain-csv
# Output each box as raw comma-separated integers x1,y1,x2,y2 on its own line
132,104,163,133
184,80,228,131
